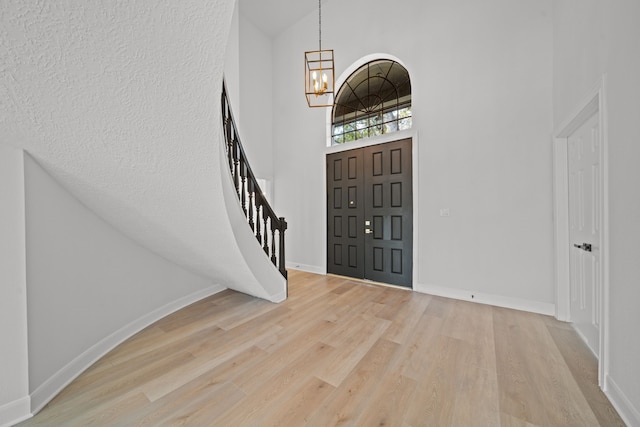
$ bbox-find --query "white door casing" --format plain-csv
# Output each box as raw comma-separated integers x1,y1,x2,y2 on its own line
553,76,609,389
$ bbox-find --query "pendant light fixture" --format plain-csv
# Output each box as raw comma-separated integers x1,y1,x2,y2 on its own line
304,0,334,107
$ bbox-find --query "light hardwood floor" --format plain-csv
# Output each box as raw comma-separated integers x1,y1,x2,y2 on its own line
18,270,625,426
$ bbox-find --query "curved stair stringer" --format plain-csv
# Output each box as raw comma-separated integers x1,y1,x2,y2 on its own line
216,129,287,303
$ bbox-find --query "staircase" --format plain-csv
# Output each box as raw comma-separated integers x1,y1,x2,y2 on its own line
221,82,288,282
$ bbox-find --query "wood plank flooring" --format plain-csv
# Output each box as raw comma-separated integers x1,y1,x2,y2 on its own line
18,270,625,426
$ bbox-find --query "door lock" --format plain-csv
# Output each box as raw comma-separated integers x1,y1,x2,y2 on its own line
573,243,592,252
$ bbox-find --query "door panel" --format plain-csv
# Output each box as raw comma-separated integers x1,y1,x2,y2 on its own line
568,112,600,356
327,150,364,278
364,139,413,286
327,138,412,287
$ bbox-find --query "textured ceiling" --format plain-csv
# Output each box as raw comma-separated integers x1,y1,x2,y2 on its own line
240,0,325,37
0,0,254,284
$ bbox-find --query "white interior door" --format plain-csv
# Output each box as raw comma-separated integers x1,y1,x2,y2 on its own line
568,112,600,356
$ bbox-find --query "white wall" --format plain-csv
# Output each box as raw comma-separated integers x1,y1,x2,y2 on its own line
238,13,274,184
0,146,30,426
224,5,275,211
225,8,275,194
225,0,242,118
23,154,223,413
266,0,555,309
554,1,640,424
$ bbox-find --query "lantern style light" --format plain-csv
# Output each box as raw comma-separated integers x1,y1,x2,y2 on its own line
305,0,334,107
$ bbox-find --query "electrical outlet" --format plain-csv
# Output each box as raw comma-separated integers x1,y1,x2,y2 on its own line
439,208,450,217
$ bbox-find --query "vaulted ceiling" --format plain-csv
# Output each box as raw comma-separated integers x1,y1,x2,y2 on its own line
239,0,329,37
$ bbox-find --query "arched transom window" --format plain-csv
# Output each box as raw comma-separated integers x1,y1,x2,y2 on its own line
332,59,411,145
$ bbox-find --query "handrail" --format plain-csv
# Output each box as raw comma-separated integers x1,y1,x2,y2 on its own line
221,81,288,281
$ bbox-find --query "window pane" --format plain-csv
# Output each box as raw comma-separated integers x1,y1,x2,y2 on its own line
385,121,398,133
331,60,411,145
383,111,396,122
399,117,412,130
398,107,412,118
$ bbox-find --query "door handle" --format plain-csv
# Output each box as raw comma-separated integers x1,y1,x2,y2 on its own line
365,228,373,234
573,243,592,252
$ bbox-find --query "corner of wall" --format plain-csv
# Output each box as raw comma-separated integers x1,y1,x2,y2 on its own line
0,145,31,427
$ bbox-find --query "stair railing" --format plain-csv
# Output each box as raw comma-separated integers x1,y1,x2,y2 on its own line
221,82,288,280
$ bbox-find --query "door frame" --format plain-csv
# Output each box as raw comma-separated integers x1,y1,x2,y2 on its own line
323,129,419,287
553,75,609,388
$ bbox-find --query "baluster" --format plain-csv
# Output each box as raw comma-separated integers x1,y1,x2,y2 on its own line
233,138,240,195
255,192,262,244
248,179,255,231
221,91,225,123
240,159,247,215
271,225,277,265
221,93,226,132
279,217,288,279
223,100,227,131
226,121,233,171
263,212,269,255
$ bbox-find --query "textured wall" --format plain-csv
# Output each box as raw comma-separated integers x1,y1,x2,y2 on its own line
0,0,252,285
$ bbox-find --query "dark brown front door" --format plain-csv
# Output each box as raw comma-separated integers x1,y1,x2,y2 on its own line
327,138,413,287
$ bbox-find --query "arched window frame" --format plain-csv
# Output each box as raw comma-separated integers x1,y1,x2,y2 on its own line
327,55,412,146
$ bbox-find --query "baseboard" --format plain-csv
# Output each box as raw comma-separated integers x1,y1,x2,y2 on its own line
570,324,599,359
606,375,640,427
413,282,555,316
0,396,31,427
286,261,325,275
29,284,226,415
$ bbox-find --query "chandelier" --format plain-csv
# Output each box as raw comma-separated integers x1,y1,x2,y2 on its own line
304,0,334,107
